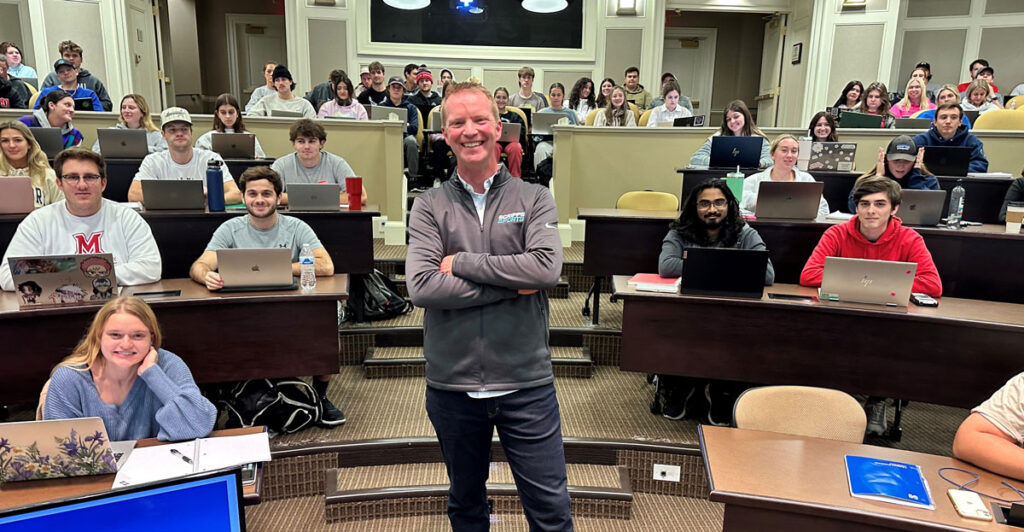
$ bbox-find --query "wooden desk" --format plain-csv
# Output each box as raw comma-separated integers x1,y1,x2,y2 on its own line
701,425,1019,531
578,208,1024,309
102,158,274,202
615,278,1024,409
679,168,1013,222
0,277,347,406
0,427,266,510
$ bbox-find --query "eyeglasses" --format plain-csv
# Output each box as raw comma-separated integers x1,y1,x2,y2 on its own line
697,199,728,209
60,174,102,184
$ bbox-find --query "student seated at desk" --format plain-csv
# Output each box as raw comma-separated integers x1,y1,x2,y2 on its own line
912,102,988,174
44,296,216,441
999,167,1024,222
953,372,1024,481
270,118,366,207
593,86,636,127
800,175,941,436
833,80,864,111
195,93,266,158
806,111,839,142
91,94,167,155
689,100,771,168
890,78,934,118
188,166,345,426
381,75,421,179
246,65,315,119
0,121,63,208
128,107,242,206
18,91,83,149
853,82,895,128
493,87,525,178
316,71,368,120
1,148,161,291
741,134,830,218
33,58,103,113
532,82,579,172
915,85,972,128
656,179,774,425
847,135,938,212
645,80,692,127
961,78,1002,115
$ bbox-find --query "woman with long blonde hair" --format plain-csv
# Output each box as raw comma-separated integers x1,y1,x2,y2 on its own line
91,94,167,154
891,77,934,118
0,121,62,208
44,297,216,441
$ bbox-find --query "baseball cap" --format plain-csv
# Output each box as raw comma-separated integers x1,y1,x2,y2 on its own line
977,65,994,76
53,59,74,71
885,135,917,162
160,106,192,127
387,75,404,87
359,65,370,76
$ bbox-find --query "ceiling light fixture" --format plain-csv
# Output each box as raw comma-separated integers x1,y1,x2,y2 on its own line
521,0,568,14
383,0,430,10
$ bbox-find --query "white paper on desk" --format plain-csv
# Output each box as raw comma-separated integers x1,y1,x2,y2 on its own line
193,433,271,472
826,211,855,221
113,442,196,487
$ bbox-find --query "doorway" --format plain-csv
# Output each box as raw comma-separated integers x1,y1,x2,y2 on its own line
756,14,787,128
125,0,165,109
226,14,286,105
661,27,716,117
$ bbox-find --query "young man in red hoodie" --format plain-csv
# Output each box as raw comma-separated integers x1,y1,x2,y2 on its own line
800,174,942,436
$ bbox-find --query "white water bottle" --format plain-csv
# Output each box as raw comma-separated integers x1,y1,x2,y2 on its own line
300,243,316,290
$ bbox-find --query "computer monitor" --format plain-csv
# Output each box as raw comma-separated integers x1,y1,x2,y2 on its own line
0,468,246,530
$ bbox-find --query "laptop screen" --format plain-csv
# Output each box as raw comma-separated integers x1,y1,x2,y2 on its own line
0,469,245,531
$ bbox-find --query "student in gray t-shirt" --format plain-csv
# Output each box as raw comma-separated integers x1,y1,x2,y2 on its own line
270,118,367,208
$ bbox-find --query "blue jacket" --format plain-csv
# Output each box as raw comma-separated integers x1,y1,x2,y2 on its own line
915,108,971,129
847,167,939,212
34,85,103,113
913,125,989,174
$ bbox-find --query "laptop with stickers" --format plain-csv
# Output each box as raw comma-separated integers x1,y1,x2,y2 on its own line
8,253,117,308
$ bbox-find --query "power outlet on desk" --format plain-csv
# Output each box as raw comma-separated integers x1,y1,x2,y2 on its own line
653,464,681,482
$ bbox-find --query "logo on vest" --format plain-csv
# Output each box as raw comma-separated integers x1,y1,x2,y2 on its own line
497,212,525,224
73,232,104,254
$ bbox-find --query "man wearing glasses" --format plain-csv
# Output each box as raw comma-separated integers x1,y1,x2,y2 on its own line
0,147,161,290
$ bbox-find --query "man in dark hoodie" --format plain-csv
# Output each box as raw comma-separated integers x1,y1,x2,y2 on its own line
913,102,988,173
40,41,112,111
0,56,29,109
847,135,940,212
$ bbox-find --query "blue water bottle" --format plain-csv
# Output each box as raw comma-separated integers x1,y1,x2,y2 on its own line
206,159,225,212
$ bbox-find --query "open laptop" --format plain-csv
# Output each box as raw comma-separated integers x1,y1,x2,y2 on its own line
839,110,885,128
29,127,64,158
498,122,522,143
922,146,971,177
754,181,825,219
897,189,947,226
141,180,206,210
211,133,256,159
0,176,35,214
370,105,408,124
806,141,857,172
709,136,762,168
98,128,149,158
819,257,917,306
287,183,339,211
893,118,932,130
672,115,706,127
680,248,769,299
0,418,118,482
9,253,117,307
73,98,95,111
268,109,304,118
531,112,567,136
216,248,296,292
964,110,980,125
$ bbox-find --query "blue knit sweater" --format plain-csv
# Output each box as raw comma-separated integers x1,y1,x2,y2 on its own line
44,349,217,442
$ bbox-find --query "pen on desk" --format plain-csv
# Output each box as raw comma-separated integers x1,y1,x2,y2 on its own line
170,448,193,464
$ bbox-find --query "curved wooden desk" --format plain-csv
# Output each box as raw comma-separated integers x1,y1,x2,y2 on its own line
0,277,347,406
615,278,1024,409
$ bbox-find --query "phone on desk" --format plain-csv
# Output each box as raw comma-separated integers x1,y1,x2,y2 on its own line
241,462,257,485
910,293,939,307
948,489,992,521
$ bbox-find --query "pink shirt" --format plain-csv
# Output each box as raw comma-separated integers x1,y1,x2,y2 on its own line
890,100,935,118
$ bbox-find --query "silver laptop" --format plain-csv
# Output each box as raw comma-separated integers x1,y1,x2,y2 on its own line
820,257,917,306
9,253,117,307
0,176,34,214
216,248,295,291
754,181,825,219
531,112,568,135
0,418,117,482
370,105,408,124
897,189,946,227
141,180,206,210
211,133,256,159
806,142,857,172
269,109,304,118
98,128,149,158
498,122,522,143
29,127,64,158
288,183,339,211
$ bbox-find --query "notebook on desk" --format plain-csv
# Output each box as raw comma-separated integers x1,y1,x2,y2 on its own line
922,146,971,177
897,189,946,227
9,253,117,307
819,257,916,306
681,248,768,299
211,133,256,159
216,248,296,292
0,176,34,214
142,180,206,210
754,181,824,220
0,417,118,482
98,128,149,158
287,183,339,211
709,136,762,168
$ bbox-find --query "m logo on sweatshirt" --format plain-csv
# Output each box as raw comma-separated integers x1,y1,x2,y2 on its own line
497,212,525,224
73,232,104,254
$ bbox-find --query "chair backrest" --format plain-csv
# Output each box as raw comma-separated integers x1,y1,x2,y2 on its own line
506,105,530,136
973,109,1024,131
585,109,599,126
638,109,653,127
36,378,51,421
29,91,41,109
414,108,424,148
616,190,679,211
427,104,441,130
733,385,866,443
910,109,927,119
1004,95,1024,111
628,102,640,122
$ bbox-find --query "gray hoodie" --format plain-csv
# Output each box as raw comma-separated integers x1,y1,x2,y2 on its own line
406,166,563,392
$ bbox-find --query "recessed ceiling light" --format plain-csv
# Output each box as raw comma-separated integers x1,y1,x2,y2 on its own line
522,0,568,14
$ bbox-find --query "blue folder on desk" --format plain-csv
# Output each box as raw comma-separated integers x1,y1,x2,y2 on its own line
845,455,934,509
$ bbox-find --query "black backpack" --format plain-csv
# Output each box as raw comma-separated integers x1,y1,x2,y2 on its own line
219,378,322,435
346,269,413,322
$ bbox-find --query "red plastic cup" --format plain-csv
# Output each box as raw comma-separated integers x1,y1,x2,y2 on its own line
345,177,362,210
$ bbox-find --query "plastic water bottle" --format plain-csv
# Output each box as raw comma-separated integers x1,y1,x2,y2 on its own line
206,159,225,212
946,179,965,230
300,243,316,291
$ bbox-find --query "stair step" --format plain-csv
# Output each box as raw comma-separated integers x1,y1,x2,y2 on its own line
363,346,593,379
325,462,631,523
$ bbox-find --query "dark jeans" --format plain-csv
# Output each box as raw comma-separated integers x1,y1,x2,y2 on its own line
425,383,574,531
